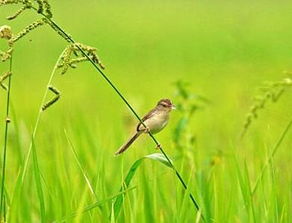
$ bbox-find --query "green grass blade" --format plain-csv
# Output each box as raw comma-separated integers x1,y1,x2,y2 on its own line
31,137,46,222
113,158,143,219
56,187,136,223
64,130,97,199
252,119,292,195
113,153,172,219
234,157,250,211
144,153,173,168
243,161,256,223
142,172,155,223
110,201,116,223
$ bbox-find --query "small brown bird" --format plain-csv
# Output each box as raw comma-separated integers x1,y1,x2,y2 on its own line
115,99,175,155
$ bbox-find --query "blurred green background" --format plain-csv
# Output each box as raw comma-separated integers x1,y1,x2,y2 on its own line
0,0,291,222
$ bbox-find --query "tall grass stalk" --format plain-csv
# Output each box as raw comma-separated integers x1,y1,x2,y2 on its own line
0,56,13,220
20,49,66,184
31,137,46,222
252,119,292,195
64,130,98,200
34,10,204,220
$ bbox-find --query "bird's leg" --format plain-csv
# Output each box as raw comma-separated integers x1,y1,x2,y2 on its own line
145,126,151,133
143,126,161,150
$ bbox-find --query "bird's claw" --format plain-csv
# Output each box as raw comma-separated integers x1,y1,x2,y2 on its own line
145,126,151,133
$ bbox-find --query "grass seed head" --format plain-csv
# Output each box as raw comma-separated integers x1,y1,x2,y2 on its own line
9,19,45,45
0,71,12,90
0,25,12,40
241,76,292,137
7,5,29,20
0,0,22,5
57,43,105,75
0,48,13,62
42,86,61,111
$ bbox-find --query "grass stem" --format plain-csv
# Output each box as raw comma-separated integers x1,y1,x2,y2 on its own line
20,49,66,185
252,119,292,195
0,56,13,219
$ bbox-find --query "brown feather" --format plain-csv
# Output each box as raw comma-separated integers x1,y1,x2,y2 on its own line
136,107,157,131
115,131,143,155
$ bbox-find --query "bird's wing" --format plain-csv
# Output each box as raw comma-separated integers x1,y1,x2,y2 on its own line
136,108,157,132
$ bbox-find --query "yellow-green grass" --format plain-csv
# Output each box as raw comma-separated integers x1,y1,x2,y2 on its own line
0,1,291,222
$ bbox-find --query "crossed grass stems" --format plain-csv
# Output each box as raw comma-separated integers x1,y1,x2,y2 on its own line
0,1,204,221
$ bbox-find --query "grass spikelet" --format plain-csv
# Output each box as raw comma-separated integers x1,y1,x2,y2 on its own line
57,43,105,75
0,48,13,62
57,44,74,74
0,71,12,90
0,26,13,62
9,19,45,45
0,25,12,40
0,0,22,5
34,0,52,17
0,0,52,17
35,0,43,13
241,76,292,137
42,0,52,18
42,85,60,111
6,5,29,20
73,43,104,68
62,57,89,69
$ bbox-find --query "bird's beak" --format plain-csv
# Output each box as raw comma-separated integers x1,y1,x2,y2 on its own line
171,104,176,110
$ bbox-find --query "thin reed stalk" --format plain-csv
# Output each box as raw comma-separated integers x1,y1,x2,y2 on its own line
0,56,13,220
20,49,66,184
35,10,204,221
252,119,292,195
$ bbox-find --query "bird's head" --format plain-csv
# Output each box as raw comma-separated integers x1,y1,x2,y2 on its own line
156,99,176,112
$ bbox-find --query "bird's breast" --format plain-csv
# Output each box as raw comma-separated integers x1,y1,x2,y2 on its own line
143,112,169,134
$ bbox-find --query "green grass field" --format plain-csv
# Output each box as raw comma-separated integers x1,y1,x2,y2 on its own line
0,1,291,222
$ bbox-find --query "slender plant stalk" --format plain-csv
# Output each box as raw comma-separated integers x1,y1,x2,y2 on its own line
252,118,292,195
20,49,66,184
64,130,98,200
34,10,204,221
0,56,13,220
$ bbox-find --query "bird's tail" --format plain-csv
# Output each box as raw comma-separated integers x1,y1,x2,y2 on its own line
115,131,142,155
